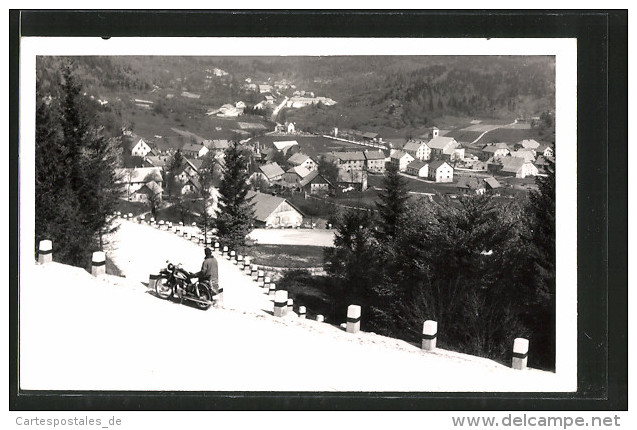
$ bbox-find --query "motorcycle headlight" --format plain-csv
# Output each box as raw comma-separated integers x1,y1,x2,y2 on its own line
167,263,174,271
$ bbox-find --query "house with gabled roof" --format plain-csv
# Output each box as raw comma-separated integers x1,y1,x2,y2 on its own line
254,162,285,183
299,170,335,195
390,150,415,172
402,140,431,161
536,144,554,158
490,157,539,178
123,135,153,158
364,150,387,173
142,155,169,169
428,136,462,161
180,176,201,195
115,167,163,199
483,176,502,193
456,176,486,195
181,141,204,158
330,151,367,171
247,191,304,228
282,165,312,186
481,143,510,161
204,139,230,153
287,152,317,171
406,160,429,178
427,160,453,183
510,148,537,163
131,180,163,203
337,168,368,191
175,158,202,183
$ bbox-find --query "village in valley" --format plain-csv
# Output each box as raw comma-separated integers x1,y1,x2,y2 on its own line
33,55,558,376
115,63,555,233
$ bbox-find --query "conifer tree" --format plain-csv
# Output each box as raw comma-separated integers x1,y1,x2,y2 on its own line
196,152,221,242
214,141,254,250
375,162,410,239
35,61,123,266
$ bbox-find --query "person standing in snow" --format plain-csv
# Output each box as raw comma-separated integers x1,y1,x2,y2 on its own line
196,247,219,295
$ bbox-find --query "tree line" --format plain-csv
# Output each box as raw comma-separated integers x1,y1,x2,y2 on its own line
35,62,123,267
317,161,556,370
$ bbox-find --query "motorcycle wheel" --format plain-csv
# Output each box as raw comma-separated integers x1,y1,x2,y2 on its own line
155,278,173,299
195,287,212,310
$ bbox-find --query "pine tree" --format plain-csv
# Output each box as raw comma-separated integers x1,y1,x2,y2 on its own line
165,149,184,199
196,152,220,242
375,162,410,239
35,62,123,267
214,141,255,251
317,155,339,186
522,155,556,369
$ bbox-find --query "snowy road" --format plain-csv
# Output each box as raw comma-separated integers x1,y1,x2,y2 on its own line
105,220,272,314
19,220,568,392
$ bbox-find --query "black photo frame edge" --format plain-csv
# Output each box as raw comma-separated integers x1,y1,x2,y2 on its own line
8,9,628,411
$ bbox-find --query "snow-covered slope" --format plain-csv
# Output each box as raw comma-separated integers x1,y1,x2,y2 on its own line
20,220,563,392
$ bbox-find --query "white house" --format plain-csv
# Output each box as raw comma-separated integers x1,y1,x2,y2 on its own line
510,148,537,163
427,160,454,183
427,136,460,161
406,160,428,178
536,144,554,158
496,157,539,178
481,143,510,161
364,150,387,173
248,191,304,228
390,150,415,172
287,153,317,171
402,140,431,161
116,167,163,198
330,151,367,171
124,136,153,158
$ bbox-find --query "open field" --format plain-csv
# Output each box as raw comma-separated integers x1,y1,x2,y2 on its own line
127,106,271,143
442,129,483,143
475,127,550,145
254,135,363,158
248,244,326,268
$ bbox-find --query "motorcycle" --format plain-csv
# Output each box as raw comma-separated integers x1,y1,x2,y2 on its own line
155,261,214,310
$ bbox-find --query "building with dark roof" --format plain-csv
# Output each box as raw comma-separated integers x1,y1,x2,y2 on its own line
247,191,304,228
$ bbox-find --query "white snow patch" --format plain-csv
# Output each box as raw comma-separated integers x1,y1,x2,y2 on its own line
20,220,562,392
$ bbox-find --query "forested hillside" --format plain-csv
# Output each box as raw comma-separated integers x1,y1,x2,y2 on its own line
36,55,555,138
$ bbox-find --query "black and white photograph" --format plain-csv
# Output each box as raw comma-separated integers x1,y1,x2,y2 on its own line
19,37,577,393
10,9,627,422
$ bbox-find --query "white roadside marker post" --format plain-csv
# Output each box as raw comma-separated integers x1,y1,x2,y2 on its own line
512,338,529,370
91,251,106,276
38,240,53,264
298,306,306,319
346,305,361,333
287,299,294,315
421,320,438,351
274,290,288,317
